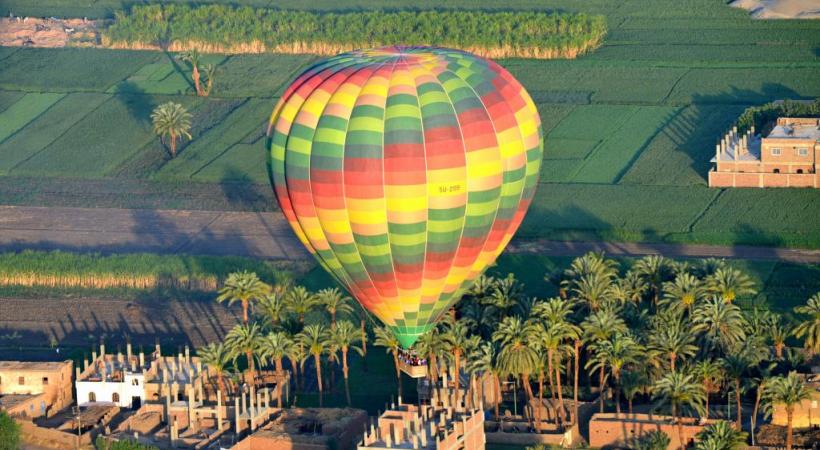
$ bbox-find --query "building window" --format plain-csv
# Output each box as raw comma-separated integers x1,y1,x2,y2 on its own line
112,393,120,403
18,376,25,385
773,168,780,174
88,392,96,402
132,379,139,386
42,377,49,385
797,169,804,174
798,148,808,156
771,148,781,156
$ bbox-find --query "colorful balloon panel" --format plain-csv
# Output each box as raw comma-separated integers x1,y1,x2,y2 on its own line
267,46,543,348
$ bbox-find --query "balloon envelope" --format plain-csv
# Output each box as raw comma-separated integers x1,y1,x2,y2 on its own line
268,46,542,348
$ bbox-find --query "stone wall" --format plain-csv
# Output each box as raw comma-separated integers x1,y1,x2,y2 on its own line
588,413,713,449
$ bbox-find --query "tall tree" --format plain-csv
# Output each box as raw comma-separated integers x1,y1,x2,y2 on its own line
706,267,756,303
297,324,331,406
441,319,479,408
260,331,294,407
763,372,812,450
217,271,270,324
151,102,192,158
648,318,697,372
721,354,751,430
620,369,647,415
225,322,264,386
374,326,403,399
586,333,643,416
177,49,204,96
633,255,674,308
692,359,724,420
286,286,320,324
415,326,445,382
257,292,287,330
467,342,503,418
493,316,540,428
793,292,820,355
661,273,705,315
316,287,353,327
331,320,363,405
692,297,747,354
652,372,706,450
197,342,232,395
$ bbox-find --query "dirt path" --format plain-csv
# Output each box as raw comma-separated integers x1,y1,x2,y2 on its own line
0,204,818,263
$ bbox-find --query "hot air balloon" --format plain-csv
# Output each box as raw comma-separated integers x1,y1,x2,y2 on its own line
267,46,542,350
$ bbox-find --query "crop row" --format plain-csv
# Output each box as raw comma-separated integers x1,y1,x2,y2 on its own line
103,4,607,58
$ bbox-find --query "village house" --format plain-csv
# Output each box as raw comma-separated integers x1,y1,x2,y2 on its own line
0,360,73,418
709,117,819,188
75,343,150,410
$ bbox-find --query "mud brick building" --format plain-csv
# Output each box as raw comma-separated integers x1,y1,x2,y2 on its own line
0,360,73,418
709,117,819,188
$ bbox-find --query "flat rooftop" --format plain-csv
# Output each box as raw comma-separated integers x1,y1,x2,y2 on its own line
0,361,69,371
767,122,820,140
0,394,40,409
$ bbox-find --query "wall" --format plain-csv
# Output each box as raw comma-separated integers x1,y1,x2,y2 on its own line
709,170,818,188
16,418,95,450
588,413,712,449
0,361,73,416
771,389,820,428
76,374,144,408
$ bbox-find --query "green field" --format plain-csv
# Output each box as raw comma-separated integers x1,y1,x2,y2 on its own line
0,0,818,248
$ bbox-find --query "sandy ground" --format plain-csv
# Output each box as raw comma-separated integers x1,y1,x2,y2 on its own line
730,0,820,18
0,17,100,47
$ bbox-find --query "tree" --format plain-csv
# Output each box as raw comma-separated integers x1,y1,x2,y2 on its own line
648,317,697,372
257,292,287,330
374,326,403,398
706,268,756,303
721,353,751,430
586,333,643,415
225,322,264,386
176,49,204,96
631,430,670,450
485,274,525,320
694,421,748,450
297,324,331,406
217,271,270,324
621,369,647,415
316,287,353,327
692,298,746,354
793,292,820,355
692,359,724,420
468,342,504,418
441,319,479,409
652,372,706,450
633,255,674,308
151,102,192,158
662,273,705,315
286,286,320,324
260,331,294,407
202,63,216,96
763,372,812,450
287,338,307,392
415,326,445,382
331,320,364,405
493,316,540,427
0,411,20,450
749,362,776,446
95,436,159,450
197,342,232,395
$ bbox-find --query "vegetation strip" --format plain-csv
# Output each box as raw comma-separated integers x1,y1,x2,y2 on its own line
103,4,606,58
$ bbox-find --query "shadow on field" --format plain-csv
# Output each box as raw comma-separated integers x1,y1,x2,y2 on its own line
220,165,271,211
114,80,157,125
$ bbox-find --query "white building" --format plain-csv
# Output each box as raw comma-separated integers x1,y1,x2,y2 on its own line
75,344,148,409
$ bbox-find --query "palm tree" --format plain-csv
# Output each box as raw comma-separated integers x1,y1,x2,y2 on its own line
225,322,264,386
202,63,216,96
374,326,403,398
257,292,287,330
721,354,751,430
287,339,307,392
763,372,812,450
652,372,706,450
176,49,203,96
467,342,501,416
632,430,671,450
316,287,353,327
620,369,647,415
706,267,756,303
648,319,697,372
570,273,616,312
415,326,445,382
749,362,776,446
582,307,627,343
441,319,479,408
692,359,724,420
586,333,643,415
493,316,540,426
694,421,748,450
197,342,232,395
151,102,192,158
485,274,525,320
768,316,790,359
692,297,746,354
260,332,293,407
793,293,820,355
661,273,705,315
633,255,674,308
286,286,320,324
217,271,270,324
331,320,364,405
297,324,330,406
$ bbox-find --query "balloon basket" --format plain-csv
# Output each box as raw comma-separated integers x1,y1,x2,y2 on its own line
397,348,427,379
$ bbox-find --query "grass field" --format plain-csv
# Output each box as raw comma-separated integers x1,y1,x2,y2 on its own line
0,0,818,248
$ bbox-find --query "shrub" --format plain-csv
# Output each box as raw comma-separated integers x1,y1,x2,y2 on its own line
0,412,21,450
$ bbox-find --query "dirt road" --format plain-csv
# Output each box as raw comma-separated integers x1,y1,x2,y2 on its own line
0,205,818,263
